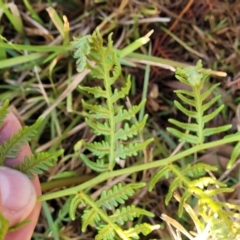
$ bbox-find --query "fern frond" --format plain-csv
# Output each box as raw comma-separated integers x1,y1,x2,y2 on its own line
189,177,226,189
203,125,232,136
178,190,192,217
114,99,146,123
98,182,146,210
79,183,146,232
114,138,153,159
182,163,217,177
165,176,185,205
16,150,63,178
95,225,116,240
82,100,110,119
80,153,108,172
167,60,232,145
0,100,9,129
72,35,92,72
167,127,199,144
111,75,131,103
81,208,101,230
202,94,221,111
110,205,154,225
124,223,155,239
69,193,86,220
201,83,220,101
72,29,155,239
0,117,42,162
228,137,240,169
168,119,198,132
174,100,197,118
85,119,110,136
78,86,106,98
83,141,110,158
115,115,148,141
202,105,224,123
148,165,170,191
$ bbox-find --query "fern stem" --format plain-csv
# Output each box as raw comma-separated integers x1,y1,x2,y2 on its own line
194,86,204,144
80,192,130,240
38,133,240,201
40,174,96,192
103,58,116,171
168,164,190,185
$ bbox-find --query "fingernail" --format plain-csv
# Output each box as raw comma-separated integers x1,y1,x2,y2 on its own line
0,167,36,226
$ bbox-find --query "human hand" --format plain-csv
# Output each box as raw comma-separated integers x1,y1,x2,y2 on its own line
0,113,41,240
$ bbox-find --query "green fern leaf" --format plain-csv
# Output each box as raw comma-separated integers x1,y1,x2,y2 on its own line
200,83,220,101
124,223,154,239
83,141,110,158
78,86,106,98
168,119,198,132
204,188,233,197
98,183,146,210
72,35,92,72
203,125,232,137
80,183,147,232
0,117,42,162
84,30,121,84
166,176,184,205
96,225,116,240
80,153,108,172
228,140,240,169
202,95,221,112
111,75,131,103
114,138,153,159
202,105,224,123
178,190,192,217
108,51,121,85
16,150,63,178
89,64,105,79
69,193,85,220
176,60,209,87
190,177,226,189
182,163,217,177
82,208,101,231
115,115,148,140
148,166,170,191
110,205,154,225
114,99,146,123
174,89,194,97
82,100,109,119
174,100,197,118
174,92,196,107
85,119,110,136
0,100,9,128
167,127,199,144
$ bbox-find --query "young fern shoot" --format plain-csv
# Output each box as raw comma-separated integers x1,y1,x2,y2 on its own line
167,60,232,145
72,28,153,172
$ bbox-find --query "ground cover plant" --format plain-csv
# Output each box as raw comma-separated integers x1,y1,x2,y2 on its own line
1,0,240,239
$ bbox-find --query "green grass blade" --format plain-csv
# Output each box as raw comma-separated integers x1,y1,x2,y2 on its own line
0,53,43,69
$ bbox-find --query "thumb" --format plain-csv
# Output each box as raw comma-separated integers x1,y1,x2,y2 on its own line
0,167,37,227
